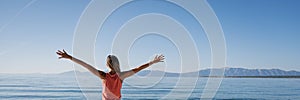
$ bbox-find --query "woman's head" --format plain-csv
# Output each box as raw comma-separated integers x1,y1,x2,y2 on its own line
106,55,120,73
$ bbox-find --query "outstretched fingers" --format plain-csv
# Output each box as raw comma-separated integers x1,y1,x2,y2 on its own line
158,54,165,62
56,49,70,59
56,50,62,59
153,54,164,62
57,50,64,55
56,50,61,55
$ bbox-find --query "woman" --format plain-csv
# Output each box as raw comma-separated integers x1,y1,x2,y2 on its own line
56,49,164,100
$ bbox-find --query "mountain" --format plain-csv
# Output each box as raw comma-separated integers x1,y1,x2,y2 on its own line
58,70,96,76
196,68,300,76
136,68,300,77
58,68,300,77
223,68,300,76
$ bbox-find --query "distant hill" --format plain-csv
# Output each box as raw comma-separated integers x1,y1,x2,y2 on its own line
136,68,300,77
58,68,300,77
197,68,300,76
223,68,300,76
58,70,94,76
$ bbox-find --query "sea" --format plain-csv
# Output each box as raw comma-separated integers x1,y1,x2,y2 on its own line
0,74,299,100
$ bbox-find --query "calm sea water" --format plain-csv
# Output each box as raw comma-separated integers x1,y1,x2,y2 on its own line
0,74,299,100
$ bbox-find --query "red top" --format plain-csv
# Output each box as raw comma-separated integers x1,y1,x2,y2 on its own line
102,73,122,100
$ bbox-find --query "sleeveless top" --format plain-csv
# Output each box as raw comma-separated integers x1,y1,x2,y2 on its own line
102,73,122,100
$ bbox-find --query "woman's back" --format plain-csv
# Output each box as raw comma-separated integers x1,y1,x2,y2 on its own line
102,73,122,100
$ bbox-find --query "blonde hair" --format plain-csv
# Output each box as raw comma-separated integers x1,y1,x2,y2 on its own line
107,55,121,73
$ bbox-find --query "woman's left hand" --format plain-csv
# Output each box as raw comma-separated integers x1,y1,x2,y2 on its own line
151,54,165,64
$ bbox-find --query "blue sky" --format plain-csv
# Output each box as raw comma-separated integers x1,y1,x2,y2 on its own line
209,0,300,70
0,0,299,73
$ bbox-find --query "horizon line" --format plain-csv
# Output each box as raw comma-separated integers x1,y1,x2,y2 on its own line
1,67,299,74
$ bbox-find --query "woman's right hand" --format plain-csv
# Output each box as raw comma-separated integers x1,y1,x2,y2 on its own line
56,49,72,59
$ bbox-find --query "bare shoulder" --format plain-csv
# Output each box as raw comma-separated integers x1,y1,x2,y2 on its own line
98,70,106,79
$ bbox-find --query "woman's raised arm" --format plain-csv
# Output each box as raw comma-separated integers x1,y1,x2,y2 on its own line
56,49,106,79
120,54,165,80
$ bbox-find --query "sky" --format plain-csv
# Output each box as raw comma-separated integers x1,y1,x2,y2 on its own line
0,0,299,74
